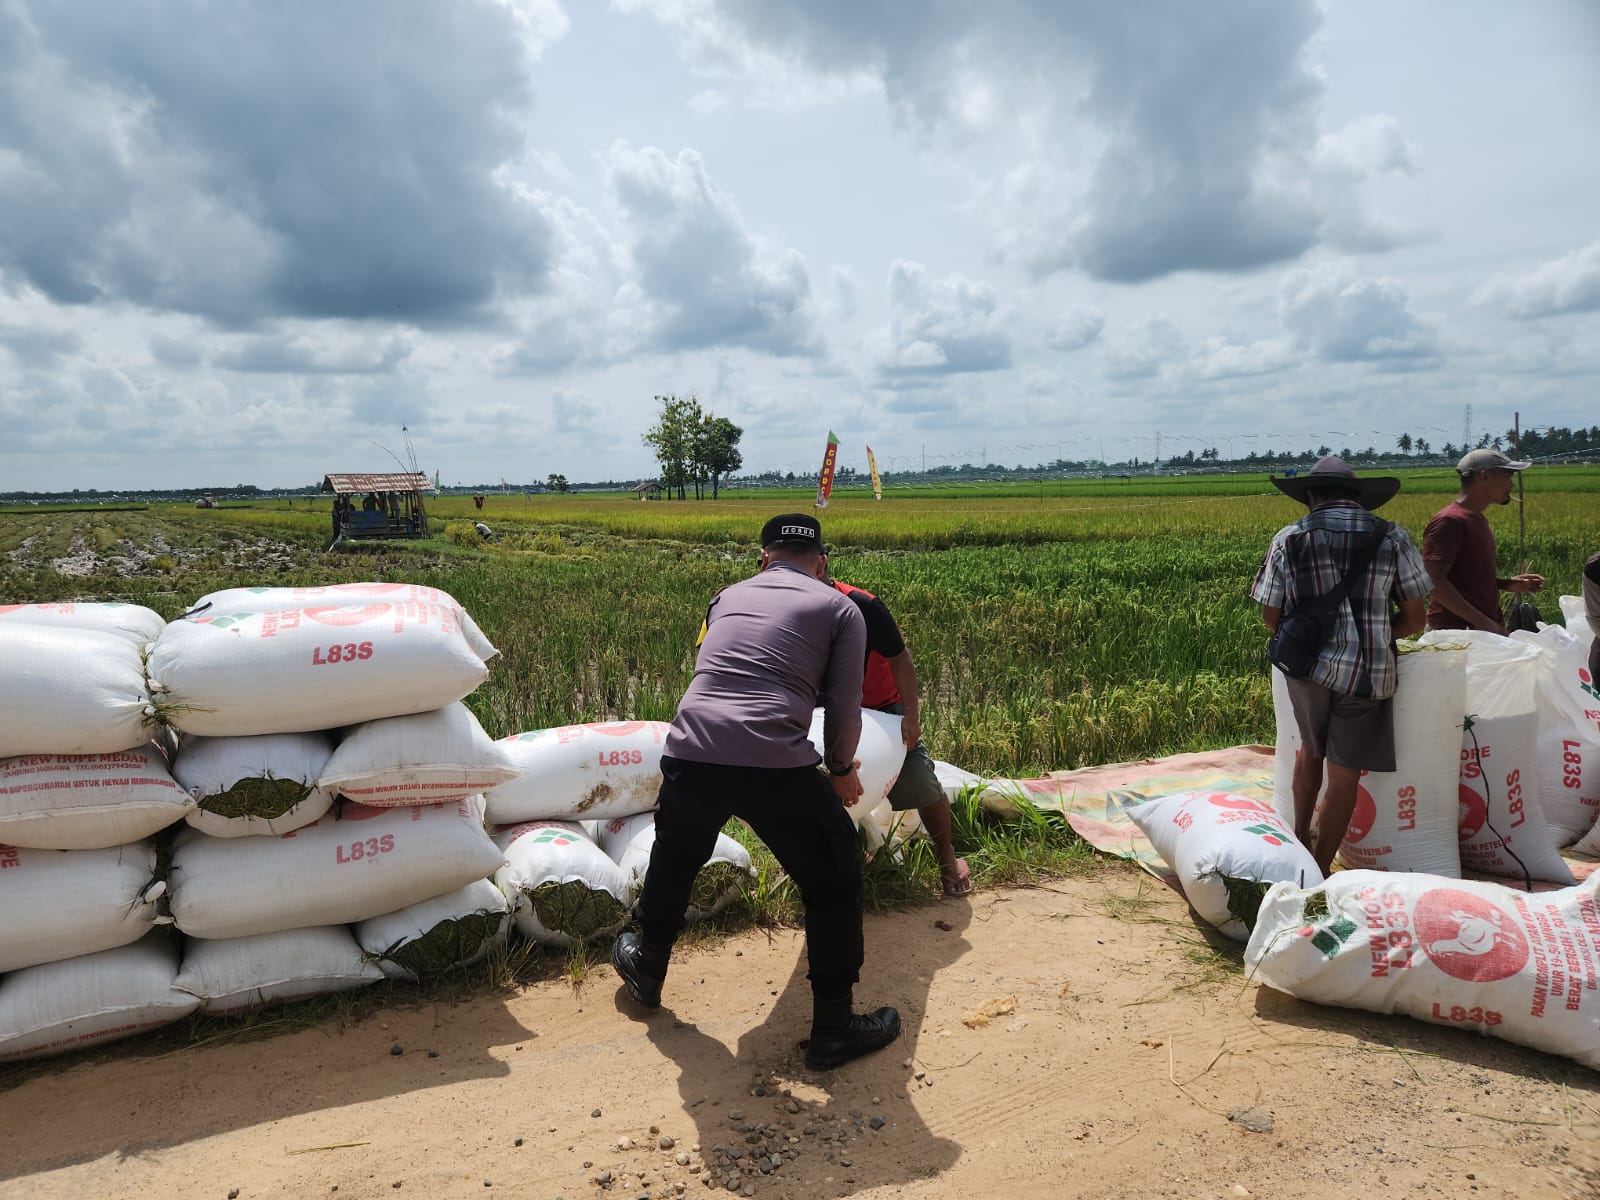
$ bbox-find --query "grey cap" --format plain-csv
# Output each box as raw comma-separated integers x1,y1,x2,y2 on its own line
1457,448,1530,473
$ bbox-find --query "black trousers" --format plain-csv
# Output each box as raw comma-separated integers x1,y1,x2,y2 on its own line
636,755,864,998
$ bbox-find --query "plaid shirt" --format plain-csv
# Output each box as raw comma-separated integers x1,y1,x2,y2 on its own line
1250,501,1430,698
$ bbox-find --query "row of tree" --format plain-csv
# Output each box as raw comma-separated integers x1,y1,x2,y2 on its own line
642,395,744,500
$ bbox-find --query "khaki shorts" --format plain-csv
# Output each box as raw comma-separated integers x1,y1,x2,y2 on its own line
1284,677,1396,773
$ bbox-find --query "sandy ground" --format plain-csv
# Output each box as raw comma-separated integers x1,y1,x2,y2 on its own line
3,871,1598,1200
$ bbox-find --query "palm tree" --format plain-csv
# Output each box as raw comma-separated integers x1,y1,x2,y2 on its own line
1396,433,1413,455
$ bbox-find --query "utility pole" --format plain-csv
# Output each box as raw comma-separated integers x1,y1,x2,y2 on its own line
1464,404,1472,450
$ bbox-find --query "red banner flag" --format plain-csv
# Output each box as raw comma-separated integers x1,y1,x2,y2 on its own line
815,431,840,509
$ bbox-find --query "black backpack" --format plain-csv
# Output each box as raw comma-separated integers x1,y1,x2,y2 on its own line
1267,521,1390,680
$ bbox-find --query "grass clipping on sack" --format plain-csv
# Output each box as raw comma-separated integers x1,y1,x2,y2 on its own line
379,912,505,977
528,880,627,941
1221,875,1273,930
198,776,313,820
689,862,752,913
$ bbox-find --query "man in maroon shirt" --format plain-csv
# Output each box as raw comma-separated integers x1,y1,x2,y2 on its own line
1422,449,1544,634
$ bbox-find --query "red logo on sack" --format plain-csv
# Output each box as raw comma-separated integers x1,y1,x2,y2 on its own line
1458,783,1487,840
1345,785,1376,845
1204,793,1274,814
302,605,392,627
1415,889,1529,982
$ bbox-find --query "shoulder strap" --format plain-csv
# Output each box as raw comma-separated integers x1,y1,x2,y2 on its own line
1320,520,1390,609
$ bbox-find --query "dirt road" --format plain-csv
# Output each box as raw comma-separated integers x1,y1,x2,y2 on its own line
2,871,1597,1199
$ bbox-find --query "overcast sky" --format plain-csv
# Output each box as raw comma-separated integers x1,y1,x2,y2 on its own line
2,0,1598,490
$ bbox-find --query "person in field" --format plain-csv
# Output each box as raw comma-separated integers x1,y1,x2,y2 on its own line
1585,550,1600,680
820,555,972,896
613,513,902,1070
1252,457,1430,874
1422,449,1544,634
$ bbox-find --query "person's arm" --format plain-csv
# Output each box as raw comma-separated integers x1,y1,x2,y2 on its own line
820,604,866,805
1261,606,1281,634
884,649,921,747
1425,562,1505,632
1393,596,1427,639
1249,530,1290,633
1501,573,1544,593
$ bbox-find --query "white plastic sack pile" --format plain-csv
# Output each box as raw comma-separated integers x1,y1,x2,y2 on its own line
0,601,166,648
354,878,512,980
1246,869,1600,1071
321,702,519,807
598,811,755,917
1509,623,1600,846
0,745,194,849
1128,790,1323,942
173,732,336,837
807,707,907,827
0,936,199,1062
0,842,167,973
486,721,669,824
495,820,632,947
1561,593,1596,643
0,625,155,758
169,795,505,938
1422,631,1573,885
175,927,385,1014
190,583,498,661
147,603,491,737
1270,648,1465,877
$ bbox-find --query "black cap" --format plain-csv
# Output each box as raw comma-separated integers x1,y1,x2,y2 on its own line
760,512,824,552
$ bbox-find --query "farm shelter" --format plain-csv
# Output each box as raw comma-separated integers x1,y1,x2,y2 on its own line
322,472,433,542
632,480,664,501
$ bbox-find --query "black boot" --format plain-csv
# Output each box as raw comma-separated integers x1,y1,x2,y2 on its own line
612,931,668,1009
806,991,901,1070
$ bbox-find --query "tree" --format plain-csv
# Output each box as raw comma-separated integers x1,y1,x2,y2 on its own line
1396,433,1412,455
1415,438,1430,457
642,394,705,500
699,416,744,500
545,473,569,493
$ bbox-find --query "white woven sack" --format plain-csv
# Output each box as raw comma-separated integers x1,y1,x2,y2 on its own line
807,707,907,827
0,625,155,758
0,936,199,1062
494,820,632,947
485,721,669,824
169,795,505,939
173,732,336,838
354,878,512,981
1246,870,1600,1071
1128,790,1322,942
1423,631,1573,885
321,703,519,807
596,811,755,917
0,842,166,973
1560,593,1595,641
191,582,498,661
0,745,194,849
1270,648,1464,876
1509,625,1600,846
147,603,490,737
0,601,166,648
174,926,384,1014
932,760,984,804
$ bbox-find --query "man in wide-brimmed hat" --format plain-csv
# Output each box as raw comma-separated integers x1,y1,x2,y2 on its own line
1251,457,1431,873
1422,449,1544,634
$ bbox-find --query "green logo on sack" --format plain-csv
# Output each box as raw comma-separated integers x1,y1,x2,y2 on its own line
1307,916,1358,960
1240,823,1287,847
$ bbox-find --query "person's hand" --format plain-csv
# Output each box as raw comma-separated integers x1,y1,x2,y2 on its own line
1505,573,1545,594
900,714,921,749
830,764,863,807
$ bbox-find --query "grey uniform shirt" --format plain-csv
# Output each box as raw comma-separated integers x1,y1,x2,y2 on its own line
665,561,866,771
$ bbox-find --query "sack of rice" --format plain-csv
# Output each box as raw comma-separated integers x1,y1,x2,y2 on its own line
932,760,984,804
1560,593,1595,641
169,795,505,939
807,707,907,824
190,582,498,661
484,721,669,824
1128,790,1323,941
0,601,166,648
0,625,155,758
146,603,491,737
1509,624,1600,846
0,745,194,849
495,820,631,947
174,926,385,1014
597,812,754,917
353,879,512,980
0,842,166,973
0,935,199,1062
173,732,336,837
1422,631,1573,885
320,703,519,807
1246,869,1600,1071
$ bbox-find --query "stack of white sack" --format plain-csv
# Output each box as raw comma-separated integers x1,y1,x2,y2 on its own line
1270,644,1466,877
1246,869,1600,1072
1508,617,1600,849
495,820,632,947
172,732,337,837
598,811,755,918
485,720,671,824
1,615,160,759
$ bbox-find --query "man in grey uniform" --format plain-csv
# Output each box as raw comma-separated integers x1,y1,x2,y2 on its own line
613,513,902,1070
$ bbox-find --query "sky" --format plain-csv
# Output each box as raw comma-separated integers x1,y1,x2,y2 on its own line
2,0,1598,490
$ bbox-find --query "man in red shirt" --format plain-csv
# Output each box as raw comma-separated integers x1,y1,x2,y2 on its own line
1422,449,1544,634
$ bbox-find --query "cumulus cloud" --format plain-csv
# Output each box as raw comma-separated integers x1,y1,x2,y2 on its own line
1103,317,1184,380
606,143,819,356
1279,263,1440,365
1191,336,1296,380
551,387,601,434
880,260,1010,378
1477,240,1600,319
0,0,558,325
1047,307,1105,352
215,331,412,375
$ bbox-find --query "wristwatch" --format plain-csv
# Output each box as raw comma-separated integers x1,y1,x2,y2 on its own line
826,762,854,776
